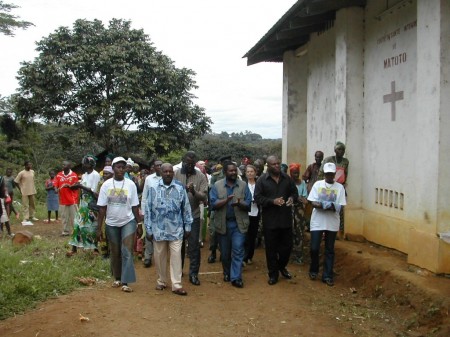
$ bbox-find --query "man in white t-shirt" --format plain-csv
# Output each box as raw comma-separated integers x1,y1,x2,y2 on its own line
97,156,140,293
307,162,346,287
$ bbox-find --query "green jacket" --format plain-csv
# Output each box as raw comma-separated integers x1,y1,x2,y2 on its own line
211,179,249,235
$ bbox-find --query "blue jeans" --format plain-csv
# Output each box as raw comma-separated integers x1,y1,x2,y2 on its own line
106,220,137,284
218,220,246,281
181,217,201,276
309,230,337,281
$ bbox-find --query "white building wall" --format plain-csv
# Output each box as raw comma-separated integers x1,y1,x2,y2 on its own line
307,26,336,159
282,50,308,166
334,7,365,213
280,0,450,271
436,0,450,235
363,0,417,219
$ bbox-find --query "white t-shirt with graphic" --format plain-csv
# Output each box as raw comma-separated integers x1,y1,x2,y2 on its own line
97,178,139,227
307,180,346,231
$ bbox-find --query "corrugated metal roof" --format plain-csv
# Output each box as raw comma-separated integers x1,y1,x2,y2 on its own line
244,0,366,66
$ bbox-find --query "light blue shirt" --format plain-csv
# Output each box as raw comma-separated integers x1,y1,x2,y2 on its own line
296,180,308,198
144,178,193,241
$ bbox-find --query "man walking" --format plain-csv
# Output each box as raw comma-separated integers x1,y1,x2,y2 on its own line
320,141,349,237
307,163,346,286
144,163,193,296
174,151,208,286
210,161,251,288
14,161,38,224
54,160,79,236
255,155,298,285
140,159,163,267
208,155,231,263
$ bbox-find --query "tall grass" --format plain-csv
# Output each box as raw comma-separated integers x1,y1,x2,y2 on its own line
0,238,111,320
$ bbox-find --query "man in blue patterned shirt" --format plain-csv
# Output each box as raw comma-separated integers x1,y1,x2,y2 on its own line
144,163,193,296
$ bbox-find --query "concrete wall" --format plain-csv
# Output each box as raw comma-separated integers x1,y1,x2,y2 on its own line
282,50,308,166
281,0,450,272
334,7,364,223
436,0,450,235
360,0,418,254
409,0,450,272
306,25,336,158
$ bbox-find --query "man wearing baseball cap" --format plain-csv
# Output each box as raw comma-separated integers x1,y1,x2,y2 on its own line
307,162,346,287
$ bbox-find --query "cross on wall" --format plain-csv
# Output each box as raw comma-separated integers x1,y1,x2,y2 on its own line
383,81,404,121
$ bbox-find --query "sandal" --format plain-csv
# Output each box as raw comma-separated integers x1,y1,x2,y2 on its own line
121,285,133,292
112,280,122,288
155,284,166,291
172,288,187,296
65,251,76,257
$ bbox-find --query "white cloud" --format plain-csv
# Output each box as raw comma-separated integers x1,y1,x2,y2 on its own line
0,0,296,138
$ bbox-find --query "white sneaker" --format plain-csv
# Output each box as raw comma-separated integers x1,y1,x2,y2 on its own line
21,221,34,226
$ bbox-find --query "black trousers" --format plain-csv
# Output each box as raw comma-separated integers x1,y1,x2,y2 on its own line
244,215,260,261
181,218,201,276
263,226,293,279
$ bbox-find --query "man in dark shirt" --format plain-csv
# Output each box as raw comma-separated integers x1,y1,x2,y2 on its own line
302,151,324,227
174,151,208,286
255,155,298,285
303,151,324,194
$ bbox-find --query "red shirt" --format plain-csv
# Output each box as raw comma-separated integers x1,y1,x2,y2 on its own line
54,170,79,205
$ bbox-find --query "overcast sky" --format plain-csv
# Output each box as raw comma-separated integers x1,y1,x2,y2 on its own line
0,0,297,139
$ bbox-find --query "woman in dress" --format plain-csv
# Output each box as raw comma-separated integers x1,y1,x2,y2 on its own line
67,155,101,256
289,163,308,264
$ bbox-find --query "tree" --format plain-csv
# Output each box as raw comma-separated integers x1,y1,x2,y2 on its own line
14,19,211,154
190,132,281,163
0,1,33,36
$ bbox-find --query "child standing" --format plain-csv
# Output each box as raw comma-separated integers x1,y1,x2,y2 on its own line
4,168,19,220
0,177,12,237
45,170,59,223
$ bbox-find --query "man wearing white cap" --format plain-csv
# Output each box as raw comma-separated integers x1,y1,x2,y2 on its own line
307,162,346,287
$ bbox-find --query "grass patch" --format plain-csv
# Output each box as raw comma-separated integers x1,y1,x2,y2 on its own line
0,238,110,320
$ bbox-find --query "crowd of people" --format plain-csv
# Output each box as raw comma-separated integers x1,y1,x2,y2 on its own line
0,141,349,294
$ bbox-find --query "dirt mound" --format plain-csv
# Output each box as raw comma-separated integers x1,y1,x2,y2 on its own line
336,240,450,336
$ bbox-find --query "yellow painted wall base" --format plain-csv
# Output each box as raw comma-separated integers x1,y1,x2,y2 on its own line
345,209,450,273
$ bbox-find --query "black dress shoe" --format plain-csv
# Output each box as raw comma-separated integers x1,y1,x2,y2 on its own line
207,254,216,263
268,277,278,285
143,259,151,268
280,268,292,279
189,275,201,286
231,279,244,288
223,274,230,282
323,278,334,287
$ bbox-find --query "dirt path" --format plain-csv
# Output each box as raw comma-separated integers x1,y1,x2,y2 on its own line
1,221,450,337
